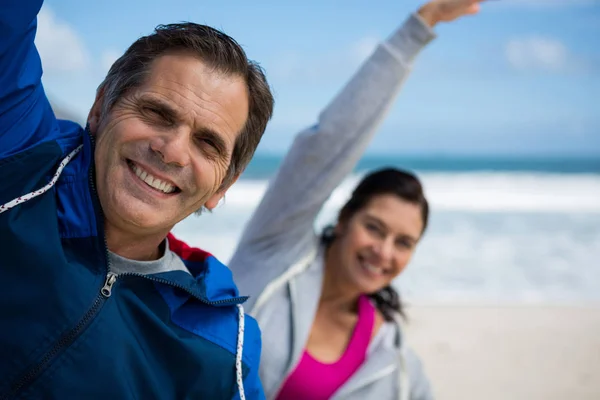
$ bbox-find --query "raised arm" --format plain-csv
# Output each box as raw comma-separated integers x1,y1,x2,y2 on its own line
0,0,58,158
230,1,483,304
235,14,434,251
228,12,433,305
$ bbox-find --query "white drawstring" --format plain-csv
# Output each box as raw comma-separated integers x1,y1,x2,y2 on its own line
235,304,246,400
392,314,411,400
398,348,410,400
0,144,83,214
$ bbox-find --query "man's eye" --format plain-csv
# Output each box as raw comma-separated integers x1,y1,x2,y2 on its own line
195,137,220,154
200,138,216,148
143,106,160,116
143,107,172,125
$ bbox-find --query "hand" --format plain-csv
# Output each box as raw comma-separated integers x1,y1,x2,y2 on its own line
417,0,484,27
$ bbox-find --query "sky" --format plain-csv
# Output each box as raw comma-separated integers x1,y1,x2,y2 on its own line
38,0,600,156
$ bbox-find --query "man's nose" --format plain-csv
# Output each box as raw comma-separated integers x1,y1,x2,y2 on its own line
149,127,191,167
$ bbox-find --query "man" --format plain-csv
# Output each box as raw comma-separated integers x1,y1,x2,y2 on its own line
0,1,273,399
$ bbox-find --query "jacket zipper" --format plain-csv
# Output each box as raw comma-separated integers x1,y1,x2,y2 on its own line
3,267,244,398
2,274,116,400
102,271,247,306
0,140,112,400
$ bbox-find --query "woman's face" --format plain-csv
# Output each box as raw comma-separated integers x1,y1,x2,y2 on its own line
329,194,424,295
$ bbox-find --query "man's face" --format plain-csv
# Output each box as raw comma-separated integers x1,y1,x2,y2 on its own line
90,52,249,237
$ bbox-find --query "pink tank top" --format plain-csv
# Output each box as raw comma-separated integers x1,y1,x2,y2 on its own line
275,295,375,400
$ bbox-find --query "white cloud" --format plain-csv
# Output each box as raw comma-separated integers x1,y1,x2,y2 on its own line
505,36,570,72
35,6,89,73
101,49,121,74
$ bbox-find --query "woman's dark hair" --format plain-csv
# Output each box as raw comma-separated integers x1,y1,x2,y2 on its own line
321,168,429,321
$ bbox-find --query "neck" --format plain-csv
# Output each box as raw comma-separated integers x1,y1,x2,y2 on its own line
104,222,167,261
321,243,363,315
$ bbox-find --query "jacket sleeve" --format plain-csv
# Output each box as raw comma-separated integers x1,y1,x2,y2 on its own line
228,13,435,307
0,0,59,159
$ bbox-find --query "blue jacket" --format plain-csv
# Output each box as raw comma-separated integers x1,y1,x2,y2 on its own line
0,2,264,399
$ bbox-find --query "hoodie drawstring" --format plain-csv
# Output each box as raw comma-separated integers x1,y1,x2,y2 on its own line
398,349,410,400
0,145,83,214
392,314,411,400
235,304,246,400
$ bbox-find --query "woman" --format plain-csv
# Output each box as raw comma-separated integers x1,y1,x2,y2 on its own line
229,1,483,399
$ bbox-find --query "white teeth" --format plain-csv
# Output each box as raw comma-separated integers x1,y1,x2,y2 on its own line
144,174,154,186
132,163,176,194
361,260,384,276
365,264,379,272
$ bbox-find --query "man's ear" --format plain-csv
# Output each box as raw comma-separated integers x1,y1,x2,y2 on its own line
87,87,106,135
204,174,241,211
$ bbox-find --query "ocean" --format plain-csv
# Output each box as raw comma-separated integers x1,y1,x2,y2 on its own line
172,154,600,305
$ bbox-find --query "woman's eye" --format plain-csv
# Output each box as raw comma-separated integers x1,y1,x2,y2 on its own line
397,239,413,249
366,223,382,236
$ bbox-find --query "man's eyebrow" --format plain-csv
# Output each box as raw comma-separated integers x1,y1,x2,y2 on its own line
138,96,179,121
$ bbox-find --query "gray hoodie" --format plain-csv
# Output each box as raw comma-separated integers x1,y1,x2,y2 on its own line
229,13,436,400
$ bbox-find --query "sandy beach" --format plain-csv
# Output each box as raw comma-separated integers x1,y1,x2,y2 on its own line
402,305,600,400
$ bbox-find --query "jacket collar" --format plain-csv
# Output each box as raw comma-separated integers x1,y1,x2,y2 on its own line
166,233,248,306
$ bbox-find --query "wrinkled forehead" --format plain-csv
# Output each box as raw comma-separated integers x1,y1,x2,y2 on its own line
140,52,249,138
